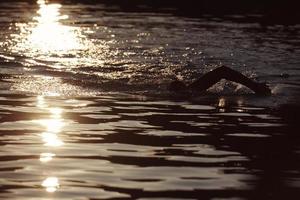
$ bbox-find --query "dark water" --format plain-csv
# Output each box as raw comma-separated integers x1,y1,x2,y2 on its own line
0,0,300,199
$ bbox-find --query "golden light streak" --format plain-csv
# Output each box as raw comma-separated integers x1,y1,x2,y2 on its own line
35,99,65,147
38,118,64,133
41,132,64,147
13,0,84,56
28,1,82,53
49,107,63,118
37,95,47,108
42,177,60,193
40,152,56,163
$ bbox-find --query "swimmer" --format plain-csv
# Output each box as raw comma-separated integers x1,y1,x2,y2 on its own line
169,65,271,95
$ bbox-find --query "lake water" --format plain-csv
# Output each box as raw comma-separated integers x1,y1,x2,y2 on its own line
0,0,300,199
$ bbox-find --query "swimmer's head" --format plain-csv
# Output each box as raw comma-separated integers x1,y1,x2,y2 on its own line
255,82,272,95
169,80,187,91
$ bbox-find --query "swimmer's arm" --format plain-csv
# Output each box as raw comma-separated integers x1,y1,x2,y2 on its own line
187,66,271,95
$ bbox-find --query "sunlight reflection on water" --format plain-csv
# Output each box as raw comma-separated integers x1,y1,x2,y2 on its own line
0,93,298,199
36,95,64,194
39,152,56,163
7,0,113,96
42,176,60,193
0,0,299,198
36,98,65,148
14,0,84,55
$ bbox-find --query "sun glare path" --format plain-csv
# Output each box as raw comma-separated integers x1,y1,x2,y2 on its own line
34,95,65,193
36,96,65,148
42,177,60,193
40,152,56,163
29,1,82,53
13,0,84,56
37,118,65,147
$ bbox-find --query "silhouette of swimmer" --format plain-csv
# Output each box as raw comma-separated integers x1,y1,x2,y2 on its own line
169,65,271,95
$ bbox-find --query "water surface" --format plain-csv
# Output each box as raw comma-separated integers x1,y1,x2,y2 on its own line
0,0,300,199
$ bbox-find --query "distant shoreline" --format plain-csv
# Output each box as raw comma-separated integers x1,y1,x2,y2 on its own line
51,0,300,25
1,0,298,24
